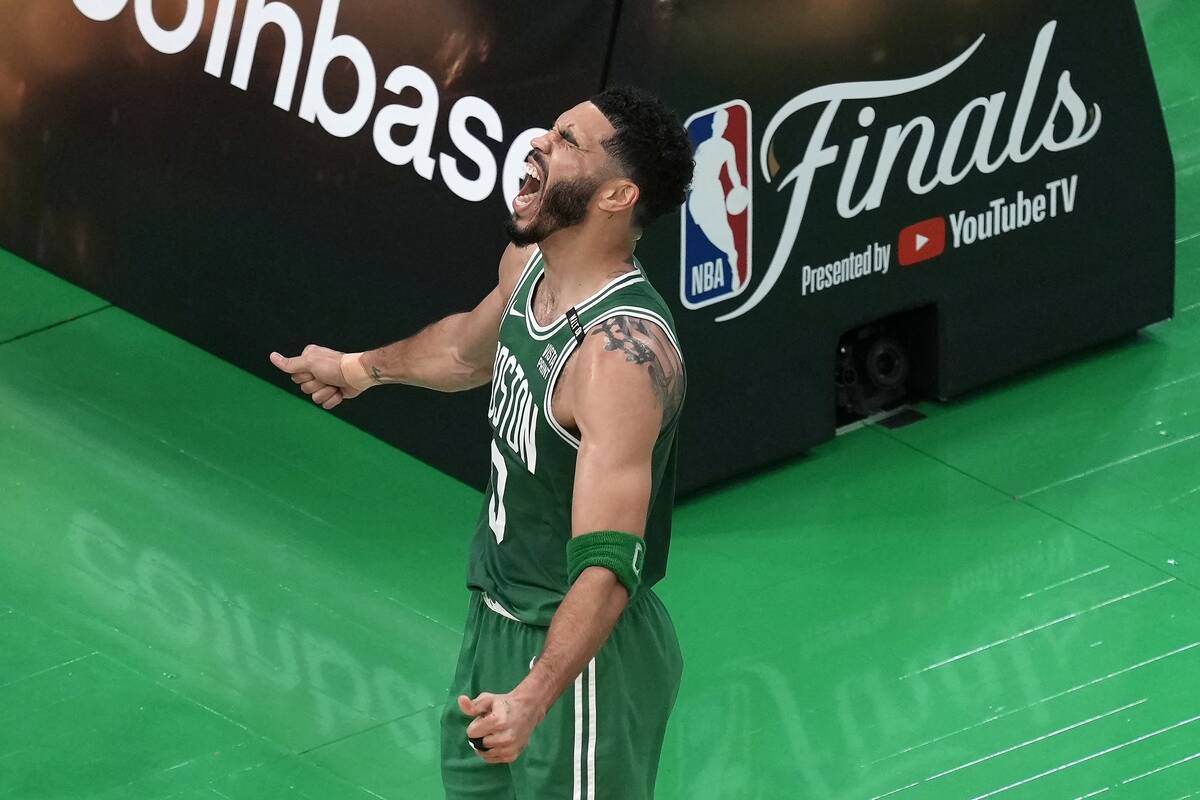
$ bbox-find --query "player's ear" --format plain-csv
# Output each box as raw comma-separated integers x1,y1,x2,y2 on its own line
597,179,639,215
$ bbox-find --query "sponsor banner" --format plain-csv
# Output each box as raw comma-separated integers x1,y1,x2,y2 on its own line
801,241,892,296
612,0,1173,490
0,0,613,490
672,19,1106,318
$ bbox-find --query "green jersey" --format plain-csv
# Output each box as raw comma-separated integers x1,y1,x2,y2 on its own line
466,248,684,626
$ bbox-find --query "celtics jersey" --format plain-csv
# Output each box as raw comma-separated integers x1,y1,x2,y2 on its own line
466,248,684,627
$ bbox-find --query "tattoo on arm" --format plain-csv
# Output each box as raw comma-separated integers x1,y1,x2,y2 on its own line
591,316,685,425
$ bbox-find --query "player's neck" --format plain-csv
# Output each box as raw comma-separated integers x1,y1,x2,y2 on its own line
537,224,636,308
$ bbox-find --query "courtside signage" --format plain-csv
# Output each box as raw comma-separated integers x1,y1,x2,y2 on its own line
71,0,543,209
679,20,1103,321
898,218,947,267
776,171,1085,296
680,101,753,310
899,174,1081,268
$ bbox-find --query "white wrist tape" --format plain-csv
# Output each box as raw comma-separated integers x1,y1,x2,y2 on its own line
340,352,375,391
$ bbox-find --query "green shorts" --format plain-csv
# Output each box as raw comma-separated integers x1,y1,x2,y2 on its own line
440,590,683,800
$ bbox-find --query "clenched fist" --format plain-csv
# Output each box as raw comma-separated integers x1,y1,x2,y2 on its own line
459,691,546,764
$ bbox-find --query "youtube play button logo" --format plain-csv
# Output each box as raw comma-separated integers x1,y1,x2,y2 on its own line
898,217,946,267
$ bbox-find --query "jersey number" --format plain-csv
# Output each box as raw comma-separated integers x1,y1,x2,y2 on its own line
488,440,507,544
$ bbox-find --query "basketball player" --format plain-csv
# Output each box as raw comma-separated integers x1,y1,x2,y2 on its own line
270,87,695,799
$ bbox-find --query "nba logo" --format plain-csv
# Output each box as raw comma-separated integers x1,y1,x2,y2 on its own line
680,100,752,309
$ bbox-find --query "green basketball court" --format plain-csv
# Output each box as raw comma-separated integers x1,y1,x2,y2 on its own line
2,1,1198,796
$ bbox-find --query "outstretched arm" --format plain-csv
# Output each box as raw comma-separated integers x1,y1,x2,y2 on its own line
270,243,533,408
460,315,685,764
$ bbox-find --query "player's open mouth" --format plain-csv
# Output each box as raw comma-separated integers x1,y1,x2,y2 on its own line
513,159,544,214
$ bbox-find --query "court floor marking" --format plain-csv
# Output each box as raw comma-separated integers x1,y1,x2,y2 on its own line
902,578,1176,678
968,712,1200,800
1165,93,1199,111
1157,479,1200,508
0,651,98,691
1121,749,1200,785
867,700,1146,800
924,699,1146,782
1021,432,1200,498
868,640,1200,766
1148,368,1200,393
868,781,918,800
1019,565,1111,600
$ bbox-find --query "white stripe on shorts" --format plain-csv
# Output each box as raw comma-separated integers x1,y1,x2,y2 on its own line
573,659,598,800
587,658,597,800
573,669,583,800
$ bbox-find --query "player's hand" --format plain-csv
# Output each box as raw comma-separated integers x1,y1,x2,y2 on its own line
269,345,364,411
459,692,545,764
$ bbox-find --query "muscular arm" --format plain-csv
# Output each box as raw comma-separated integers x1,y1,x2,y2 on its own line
519,316,684,708
462,316,685,762
270,243,533,404
358,293,505,392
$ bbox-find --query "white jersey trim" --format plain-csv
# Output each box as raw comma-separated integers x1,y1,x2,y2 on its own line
524,268,645,341
543,306,685,450
501,248,543,320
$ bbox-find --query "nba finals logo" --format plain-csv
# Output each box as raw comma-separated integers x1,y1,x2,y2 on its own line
680,101,752,309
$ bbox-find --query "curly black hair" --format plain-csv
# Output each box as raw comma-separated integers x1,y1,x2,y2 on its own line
590,87,695,230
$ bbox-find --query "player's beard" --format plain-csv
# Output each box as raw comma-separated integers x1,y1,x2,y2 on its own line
505,175,600,246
